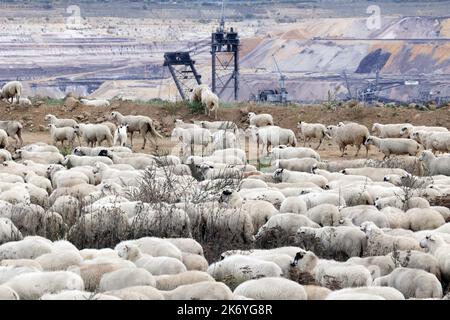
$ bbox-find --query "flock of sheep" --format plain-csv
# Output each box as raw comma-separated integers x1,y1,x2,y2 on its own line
0,81,449,301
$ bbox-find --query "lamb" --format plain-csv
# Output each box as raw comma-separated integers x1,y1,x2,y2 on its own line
234,277,307,300
0,120,23,146
326,123,370,157
161,281,233,300
44,114,78,128
0,81,22,104
420,234,450,282
365,136,420,159
3,271,85,300
171,127,212,156
207,255,283,285
248,125,296,155
371,123,412,138
113,124,128,147
407,208,445,231
274,158,319,173
48,124,77,148
360,222,421,256
270,145,320,161
248,112,274,127
116,243,187,276
297,121,330,150
0,129,8,149
296,226,367,260
326,287,405,300
373,267,442,299
419,150,450,176
98,268,156,292
80,98,110,108
62,154,113,167
154,271,214,291
109,111,162,149
74,123,113,147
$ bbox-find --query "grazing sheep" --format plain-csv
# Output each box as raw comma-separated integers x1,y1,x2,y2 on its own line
419,151,450,176
190,84,210,103
171,127,212,156
0,120,23,146
365,136,420,159
201,120,238,134
373,268,442,299
49,124,77,148
109,111,162,149
234,277,307,300
297,121,330,150
0,81,22,104
275,158,319,173
0,236,53,260
306,204,342,227
273,168,328,188
270,145,320,161
44,114,78,128
3,271,85,300
388,250,441,280
212,130,238,151
372,123,411,139
74,123,113,147
98,268,156,292
62,154,113,167
420,234,450,282
162,281,233,300
400,125,448,138
113,124,129,147
248,112,274,127
256,213,319,241
326,123,370,157
248,125,297,155
360,222,421,256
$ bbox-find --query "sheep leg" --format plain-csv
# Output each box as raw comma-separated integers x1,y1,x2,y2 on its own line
129,132,134,147
355,144,361,157
316,138,323,150
190,143,194,156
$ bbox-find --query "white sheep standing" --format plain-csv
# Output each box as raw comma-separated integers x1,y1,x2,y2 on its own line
371,123,412,138
420,234,450,282
200,89,220,120
44,114,78,128
364,136,420,159
326,123,370,157
0,120,23,146
48,124,77,148
248,112,274,127
98,267,156,292
113,123,129,147
0,81,22,104
248,125,297,155
297,121,330,150
419,150,450,176
171,127,212,156
74,123,113,147
234,277,307,300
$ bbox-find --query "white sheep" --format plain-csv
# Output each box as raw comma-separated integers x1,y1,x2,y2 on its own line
0,236,53,260
74,123,113,147
326,123,370,157
154,271,214,291
365,136,420,159
171,127,212,156
248,125,297,155
326,286,405,300
3,271,85,300
340,205,390,228
162,281,233,300
270,145,320,161
407,208,445,231
212,130,238,151
420,234,450,282
80,98,110,108
248,112,274,127
109,111,162,149
62,154,113,167
273,168,328,188
373,267,442,299
297,121,330,150
234,277,307,300
0,129,8,149
113,124,129,147
419,150,450,176
0,81,22,104
98,267,156,292
0,286,19,300
0,218,22,244
174,119,200,129
190,84,210,103
371,123,411,138
49,124,77,148
200,120,238,134
275,158,319,173
360,222,421,256
256,213,319,241
306,204,342,227
400,125,448,138
0,120,23,146
279,197,308,215
44,114,78,128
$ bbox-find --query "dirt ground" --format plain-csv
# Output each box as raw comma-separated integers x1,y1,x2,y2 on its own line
2,99,450,163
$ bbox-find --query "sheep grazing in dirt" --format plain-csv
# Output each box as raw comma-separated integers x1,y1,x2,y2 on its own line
326,122,370,157
297,121,330,150
0,120,23,146
248,112,274,127
0,81,22,104
80,98,110,108
248,125,297,155
44,114,78,128
365,136,420,159
74,123,113,147
113,124,128,147
109,111,162,149
171,127,212,156
270,145,320,161
373,267,442,299
48,124,77,148
419,150,450,176
274,158,319,173
201,89,220,120
371,123,412,138
190,84,210,103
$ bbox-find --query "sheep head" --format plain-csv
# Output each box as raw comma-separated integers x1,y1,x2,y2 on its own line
273,168,284,182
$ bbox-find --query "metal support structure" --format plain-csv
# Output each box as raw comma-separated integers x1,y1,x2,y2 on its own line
163,52,202,101
211,25,240,101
